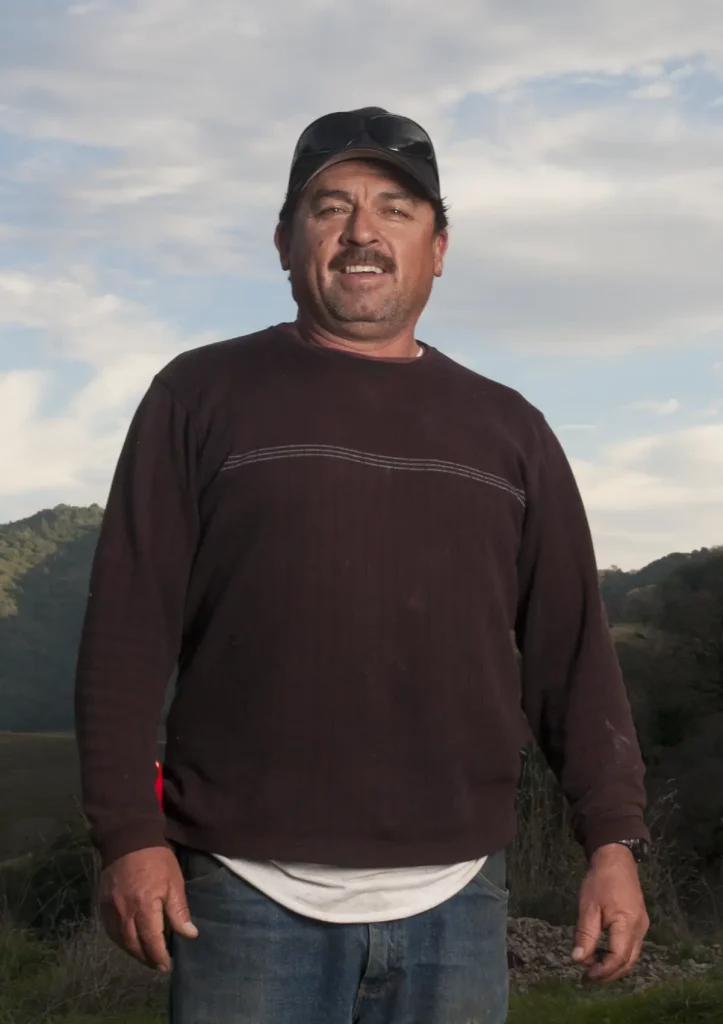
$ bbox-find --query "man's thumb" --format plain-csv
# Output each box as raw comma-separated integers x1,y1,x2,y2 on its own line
165,887,199,938
572,904,601,962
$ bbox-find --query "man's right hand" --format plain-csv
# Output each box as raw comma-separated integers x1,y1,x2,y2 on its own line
98,846,199,972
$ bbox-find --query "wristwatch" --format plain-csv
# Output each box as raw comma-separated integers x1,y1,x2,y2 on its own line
612,838,651,864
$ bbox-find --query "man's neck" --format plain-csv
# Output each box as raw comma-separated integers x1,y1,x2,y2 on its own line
295,317,422,360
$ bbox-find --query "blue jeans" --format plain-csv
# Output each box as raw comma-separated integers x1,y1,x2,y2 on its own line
169,844,509,1023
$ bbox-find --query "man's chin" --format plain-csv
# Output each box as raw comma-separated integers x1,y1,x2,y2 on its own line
327,303,390,325
334,312,386,325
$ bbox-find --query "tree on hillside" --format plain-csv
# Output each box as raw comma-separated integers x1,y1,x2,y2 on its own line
614,550,723,865
653,552,723,712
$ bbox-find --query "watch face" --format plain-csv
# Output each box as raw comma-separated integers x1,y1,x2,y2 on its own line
626,839,650,863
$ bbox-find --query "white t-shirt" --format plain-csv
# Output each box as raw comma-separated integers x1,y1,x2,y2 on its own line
211,855,488,923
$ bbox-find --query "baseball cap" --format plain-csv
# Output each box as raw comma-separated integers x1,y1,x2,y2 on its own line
285,106,441,205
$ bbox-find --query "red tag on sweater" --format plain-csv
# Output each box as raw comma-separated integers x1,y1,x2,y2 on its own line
154,760,164,811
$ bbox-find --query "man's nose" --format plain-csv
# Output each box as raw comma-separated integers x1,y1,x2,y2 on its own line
340,206,379,247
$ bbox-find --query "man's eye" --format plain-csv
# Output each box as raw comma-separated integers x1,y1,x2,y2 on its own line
387,207,409,218
319,206,345,215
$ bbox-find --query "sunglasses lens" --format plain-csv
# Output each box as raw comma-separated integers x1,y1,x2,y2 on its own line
368,116,434,160
290,113,439,194
293,113,360,161
295,114,435,163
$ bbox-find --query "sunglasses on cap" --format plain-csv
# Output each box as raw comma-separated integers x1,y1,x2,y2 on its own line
288,108,441,201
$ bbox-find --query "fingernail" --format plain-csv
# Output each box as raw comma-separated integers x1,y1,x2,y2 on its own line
158,964,170,973
182,922,199,937
572,946,585,961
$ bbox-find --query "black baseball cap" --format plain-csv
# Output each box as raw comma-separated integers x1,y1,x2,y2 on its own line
285,106,442,205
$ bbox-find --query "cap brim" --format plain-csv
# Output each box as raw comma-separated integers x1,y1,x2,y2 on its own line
299,145,440,202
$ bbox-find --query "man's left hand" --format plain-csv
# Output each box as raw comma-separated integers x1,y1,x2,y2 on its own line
571,842,650,984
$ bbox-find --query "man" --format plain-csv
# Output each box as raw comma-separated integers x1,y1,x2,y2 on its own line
75,107,650,1024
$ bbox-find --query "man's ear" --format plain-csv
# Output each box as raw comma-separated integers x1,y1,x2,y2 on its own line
433,229,448,278
275,222,290,271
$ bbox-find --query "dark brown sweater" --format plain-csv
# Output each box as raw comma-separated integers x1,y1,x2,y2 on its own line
74,324,649,869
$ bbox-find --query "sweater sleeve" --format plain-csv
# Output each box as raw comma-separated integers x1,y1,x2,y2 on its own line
515,413,650,859
74,375,199,868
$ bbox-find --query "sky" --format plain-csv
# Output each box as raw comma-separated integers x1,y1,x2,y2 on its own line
1,0,722,570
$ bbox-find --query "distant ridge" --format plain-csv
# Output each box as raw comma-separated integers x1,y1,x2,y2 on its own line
598,546,722,623
0,503,720,731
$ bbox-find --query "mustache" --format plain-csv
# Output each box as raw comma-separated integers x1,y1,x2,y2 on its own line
329,249,395,273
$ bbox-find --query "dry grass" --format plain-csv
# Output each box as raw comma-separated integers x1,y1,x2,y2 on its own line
508,746,588,925
43,914,168,1019
0,816,167,1023
508,744,708,944
0,903,167,1024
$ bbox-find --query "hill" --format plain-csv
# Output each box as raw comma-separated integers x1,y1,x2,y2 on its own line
0,506,104,732
598,547,722,623
0,502,720,742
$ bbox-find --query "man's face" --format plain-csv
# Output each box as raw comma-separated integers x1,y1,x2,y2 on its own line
276,159,447,338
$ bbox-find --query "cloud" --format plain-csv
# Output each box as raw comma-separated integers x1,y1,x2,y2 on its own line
0,268,212,366
1,0,723,569
0,269,211,501
628,399,681,415
432,99,723,351
577,425,723,510
0,368,118,497
573,424,723,567
694,401,723,420
67,2,109,13
1,0,722,349
631,81,676,99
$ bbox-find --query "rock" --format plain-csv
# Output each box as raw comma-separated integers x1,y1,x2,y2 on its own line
506,917,723,992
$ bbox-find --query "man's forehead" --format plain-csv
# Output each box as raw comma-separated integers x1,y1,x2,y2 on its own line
306,159,421,200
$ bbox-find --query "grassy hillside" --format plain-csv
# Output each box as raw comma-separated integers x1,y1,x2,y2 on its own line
0,506,103,732
0,733,81,861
